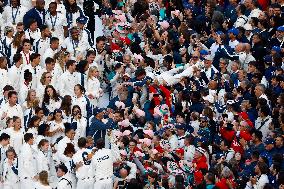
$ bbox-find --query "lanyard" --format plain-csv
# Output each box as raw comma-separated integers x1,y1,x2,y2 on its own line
50,13,58,31
12,6,19,25
67,12,73,27
71,39,79,57
23,52,30,64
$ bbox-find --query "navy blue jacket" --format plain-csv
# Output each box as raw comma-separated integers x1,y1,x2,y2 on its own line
23,8,45,29
87,117,115,141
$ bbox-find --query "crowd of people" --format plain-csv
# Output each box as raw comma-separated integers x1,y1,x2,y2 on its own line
0,0,284,188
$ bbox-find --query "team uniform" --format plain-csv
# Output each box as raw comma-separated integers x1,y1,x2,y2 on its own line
61,36,91,60
18,142,37,189
0,68,11,98
90,141,120,189
57,174,73,189
45,12,67,44
72,148,93,189
21,63,43,90
7,64,22,92
86,77,102,107
57,70,81,97
2,5,27,28
1,158,20,189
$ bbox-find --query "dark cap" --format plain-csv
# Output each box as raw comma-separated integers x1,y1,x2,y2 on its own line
76,16,88,25
264,138,275,145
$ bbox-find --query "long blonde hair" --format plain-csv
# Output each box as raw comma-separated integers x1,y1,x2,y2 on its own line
25,89,39,108
54,51,70,72
87,66,98,79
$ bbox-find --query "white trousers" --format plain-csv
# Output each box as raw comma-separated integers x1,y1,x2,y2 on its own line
20,178,34,189
93,178,113,189
3,181,20,189
76,178,94,189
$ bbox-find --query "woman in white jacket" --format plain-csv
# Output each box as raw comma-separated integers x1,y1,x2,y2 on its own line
2,148,19,189
48,109,66,145
36,139,50,174
70,105,87,143
86,66,102,107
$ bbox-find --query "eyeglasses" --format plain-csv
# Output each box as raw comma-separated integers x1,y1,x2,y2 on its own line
192,56,199,59
46,76,52,78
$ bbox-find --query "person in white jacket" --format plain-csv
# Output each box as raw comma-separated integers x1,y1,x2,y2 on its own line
164,125,178,150
245,161,269,189
48,109,66,145
1,148,19,189
86,66,103,107
72,137,93,189
2,0,28,28
8,117,24,155
184,135,195,162
0,133,11,183
56,128,75,164
71,106,87,142
0,91,24,130
56,164,72,189
7,53,23,93
90,138,121,189
255,106,272,141
57,60,80,97
0,57,11,99
18,133,37,189
36,139,50,174
20,53,43,91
